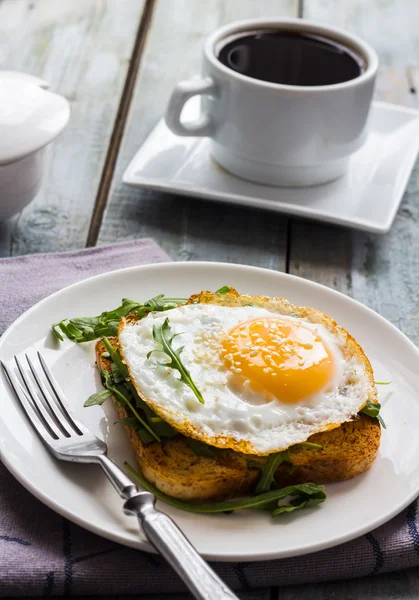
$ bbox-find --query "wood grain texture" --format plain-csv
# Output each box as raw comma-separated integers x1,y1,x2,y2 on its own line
97,0,298,268
0,0,145,257
289,0,419,343
85,0,156,247
286,3,419,596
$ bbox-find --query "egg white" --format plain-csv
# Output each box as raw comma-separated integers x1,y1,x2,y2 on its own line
118,303,373,455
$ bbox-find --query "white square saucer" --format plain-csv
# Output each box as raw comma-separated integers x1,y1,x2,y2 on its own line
123,101,419,233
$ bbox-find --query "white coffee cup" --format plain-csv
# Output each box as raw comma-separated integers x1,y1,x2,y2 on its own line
165,18,378,187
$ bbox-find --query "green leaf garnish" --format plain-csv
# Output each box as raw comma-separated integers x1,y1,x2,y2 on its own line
187,438,218,458
375,381,391,385
138,428,161,444
84,340,178,442
299,442,323,450
115,416,140,428
271,483,327,517
215,286,231,294
144,294,186,311
125,463,326,516
52,295,186,343
360,399,386,429
151,419,179,440
110,361,125,384
147,317,205,404
92,364,160,442
52,319,85,342
52,322,65,341
115,417,158,443
249,450,294,493
102,337,129,378
84,389,113,407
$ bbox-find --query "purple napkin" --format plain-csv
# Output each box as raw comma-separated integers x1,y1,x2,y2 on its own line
1,239,419,597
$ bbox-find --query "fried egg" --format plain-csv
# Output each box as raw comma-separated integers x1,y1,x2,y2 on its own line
118,294,376,455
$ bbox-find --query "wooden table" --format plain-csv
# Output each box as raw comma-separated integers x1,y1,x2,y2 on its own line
2,0,419,598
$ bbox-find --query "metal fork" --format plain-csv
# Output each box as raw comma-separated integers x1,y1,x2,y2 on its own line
1,352,239,600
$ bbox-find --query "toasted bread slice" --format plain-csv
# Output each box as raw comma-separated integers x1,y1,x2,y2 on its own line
96,337,381,501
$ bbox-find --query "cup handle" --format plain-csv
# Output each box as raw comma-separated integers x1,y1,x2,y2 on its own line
165,76,216,137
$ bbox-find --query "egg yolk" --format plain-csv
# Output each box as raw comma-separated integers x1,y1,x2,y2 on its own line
221,318,335,402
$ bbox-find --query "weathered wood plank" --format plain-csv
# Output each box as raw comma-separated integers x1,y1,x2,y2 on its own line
289,0,419,341
288,2,419,595
97,0,298,268
0,0,146,257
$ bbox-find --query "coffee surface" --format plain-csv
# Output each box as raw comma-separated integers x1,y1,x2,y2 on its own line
217,30,365,86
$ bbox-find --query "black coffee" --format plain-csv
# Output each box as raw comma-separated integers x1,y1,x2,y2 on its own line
217,30,365,86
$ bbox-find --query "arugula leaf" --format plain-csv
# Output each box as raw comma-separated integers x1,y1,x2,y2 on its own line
97,365,160,442
249,450,294,493
83,336,179,442
100,368,113,388
97,348,178,440
111,361,125,384
52,295,186,343
187,438,218,458
215,286,231,294
102,338,129,378
271,483,326,517
114,417,159,444
116,398,178,441
138,428,161,444
144,294,186,311
376,415,387,429
84,389,113,407
110,385,160,441
152,419,179,439
360,399,387,429
147,318,205,404
123,380,155,416
125,463,326,516
360,399,381,418
115,416,140,428
299,442,323,450
52,319,86,342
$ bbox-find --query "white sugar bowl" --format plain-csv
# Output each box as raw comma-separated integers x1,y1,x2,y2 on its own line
0,71,70,221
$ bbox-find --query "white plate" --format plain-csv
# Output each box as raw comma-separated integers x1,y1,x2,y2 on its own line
1,262,419,562
123,101,419,234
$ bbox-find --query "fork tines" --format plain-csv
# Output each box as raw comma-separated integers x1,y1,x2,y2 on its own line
1,352,84,443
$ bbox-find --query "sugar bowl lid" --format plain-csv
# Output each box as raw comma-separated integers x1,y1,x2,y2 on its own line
0,71,70,165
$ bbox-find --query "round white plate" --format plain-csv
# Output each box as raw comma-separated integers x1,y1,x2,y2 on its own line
1,262,418,562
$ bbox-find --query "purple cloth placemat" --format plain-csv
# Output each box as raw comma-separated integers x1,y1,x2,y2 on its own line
1,239,419,597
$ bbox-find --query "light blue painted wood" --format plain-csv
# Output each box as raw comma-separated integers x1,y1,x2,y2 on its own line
288,3,419,596
0,0,146,257
97,0,298,269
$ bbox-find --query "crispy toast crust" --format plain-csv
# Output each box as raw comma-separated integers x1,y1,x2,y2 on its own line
96,333,381,501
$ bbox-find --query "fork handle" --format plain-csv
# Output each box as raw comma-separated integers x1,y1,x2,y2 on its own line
124,493,239,600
